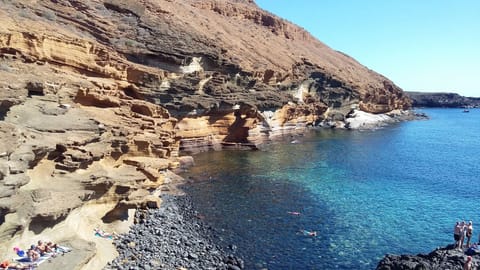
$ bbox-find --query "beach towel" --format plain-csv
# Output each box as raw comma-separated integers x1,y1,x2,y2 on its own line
94,232,114,239
94,229,117,239
54,246,71,254
14,254,47,267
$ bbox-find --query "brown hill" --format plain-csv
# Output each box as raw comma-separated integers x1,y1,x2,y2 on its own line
0,0,411,268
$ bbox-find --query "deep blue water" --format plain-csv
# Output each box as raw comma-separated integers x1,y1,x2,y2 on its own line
181,108,480,269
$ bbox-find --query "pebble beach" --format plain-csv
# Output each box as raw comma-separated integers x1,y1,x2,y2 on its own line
106,194,244,270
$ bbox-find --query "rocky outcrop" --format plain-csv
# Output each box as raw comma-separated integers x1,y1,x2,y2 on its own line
377,245,479,270
0,0,412,268
0,0,411,149
406,91,480,108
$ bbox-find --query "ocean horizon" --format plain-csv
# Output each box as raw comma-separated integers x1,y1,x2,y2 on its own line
182,108,480,269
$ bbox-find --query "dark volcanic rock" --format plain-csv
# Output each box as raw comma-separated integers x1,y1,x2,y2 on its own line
106,194,244,270
406,91,480,108
376,245,480,270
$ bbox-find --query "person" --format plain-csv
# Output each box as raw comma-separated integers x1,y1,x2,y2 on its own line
0,260,31,270
94,228,118,239
0,260,9,268
13,247,25,257
27,245,40,262
466,221,474,248
465,243,479,256
300,229,317,237
460,221,467,249
36,240,48,256
455,222,462,249
46,241,58,253
464,255,472,270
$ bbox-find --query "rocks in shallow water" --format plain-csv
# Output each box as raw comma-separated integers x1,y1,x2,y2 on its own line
376,245,479,270
106,194,244,270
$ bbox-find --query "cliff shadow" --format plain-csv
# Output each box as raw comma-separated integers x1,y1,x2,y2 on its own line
222,110,249,143
28,214,67,234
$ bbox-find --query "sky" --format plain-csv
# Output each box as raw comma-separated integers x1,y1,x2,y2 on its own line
255,0,480,97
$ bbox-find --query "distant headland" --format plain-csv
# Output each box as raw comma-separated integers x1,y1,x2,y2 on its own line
406,91,480,108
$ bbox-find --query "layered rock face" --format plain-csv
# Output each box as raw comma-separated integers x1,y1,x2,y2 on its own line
0,0,410,268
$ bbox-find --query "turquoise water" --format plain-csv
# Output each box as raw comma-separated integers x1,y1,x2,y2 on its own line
182,109,480,269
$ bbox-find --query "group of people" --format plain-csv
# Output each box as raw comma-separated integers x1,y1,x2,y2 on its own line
454,221,474,250
0,240,61,269
453,221,477,270
14,240,59,262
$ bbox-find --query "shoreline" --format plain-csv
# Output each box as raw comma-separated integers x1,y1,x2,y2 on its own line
105,194,244,270
0,108,425,269
103,108,426,269
376,244,479,270
179,109,427,154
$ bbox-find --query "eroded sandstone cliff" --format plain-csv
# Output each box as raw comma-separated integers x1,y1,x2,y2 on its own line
0,0,411,268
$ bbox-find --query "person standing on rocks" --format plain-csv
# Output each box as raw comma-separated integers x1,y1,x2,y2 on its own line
466,221,474,248
464,255,472,270
460,221,467,249
455,222,463,249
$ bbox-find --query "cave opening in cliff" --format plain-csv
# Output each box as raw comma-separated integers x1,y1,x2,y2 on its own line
223,109,250,144
29,215,67,234
102,204,130,223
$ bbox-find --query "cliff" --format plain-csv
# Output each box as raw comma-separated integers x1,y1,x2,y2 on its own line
0,0,411,268
406,91,480,108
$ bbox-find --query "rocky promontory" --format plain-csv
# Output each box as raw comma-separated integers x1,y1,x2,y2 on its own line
377,245,479,270
1,0,413,268
406,91,480,108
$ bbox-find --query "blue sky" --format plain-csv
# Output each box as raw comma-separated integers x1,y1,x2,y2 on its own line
255,0,479,97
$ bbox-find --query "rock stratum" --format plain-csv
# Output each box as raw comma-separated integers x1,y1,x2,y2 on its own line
0,0,411,268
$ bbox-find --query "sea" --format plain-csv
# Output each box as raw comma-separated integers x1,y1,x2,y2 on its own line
181,108,480,270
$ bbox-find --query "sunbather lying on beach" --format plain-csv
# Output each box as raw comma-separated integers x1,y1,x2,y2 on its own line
27,245,40,262
94,228,118,239
46,241,58,252
36,240,49,256
13,247,25,257
0,260,32,270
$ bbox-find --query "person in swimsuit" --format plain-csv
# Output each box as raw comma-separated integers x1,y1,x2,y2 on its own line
300,229,317,237
27,245,40,262
460,221,467,249
46,241,58,253
464,255,472,270
455,222,462,249
13,247,25,257
36,240,48,256
466,221,474,248
94,228,118,239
